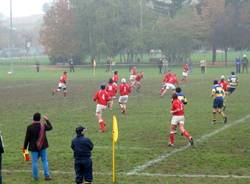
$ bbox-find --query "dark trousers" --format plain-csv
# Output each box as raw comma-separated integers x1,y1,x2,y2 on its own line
201,66,205,74
242,64,248,73
0,154,2,184
236,64,241,73
74,159,93,184
70,66,75,72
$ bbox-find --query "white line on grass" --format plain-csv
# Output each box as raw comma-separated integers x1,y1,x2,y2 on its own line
131,172,250,179
127,114,250,175
2,170,250,180
95,145,152,150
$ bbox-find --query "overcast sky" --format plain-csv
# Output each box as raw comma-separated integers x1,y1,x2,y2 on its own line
0,0,52,17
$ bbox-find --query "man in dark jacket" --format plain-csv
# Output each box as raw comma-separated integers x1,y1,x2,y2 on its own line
71,126,94,184
0,131,4,184
23,112,53,181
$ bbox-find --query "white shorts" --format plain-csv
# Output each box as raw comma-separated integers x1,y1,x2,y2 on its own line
130,75,136,81
96,104,107,114
58,83,67,91
171,115,185,125
119,95,128,104
163,83,176,90
182,72,188,77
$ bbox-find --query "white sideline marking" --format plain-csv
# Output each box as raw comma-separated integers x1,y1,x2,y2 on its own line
127,114,250,175
2,170,250,179
95,145,152,150
132,173,250,179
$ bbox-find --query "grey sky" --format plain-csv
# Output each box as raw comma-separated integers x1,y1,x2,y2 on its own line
0,0,52,17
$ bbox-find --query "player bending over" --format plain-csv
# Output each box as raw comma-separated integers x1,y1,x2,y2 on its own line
211,80,227,124
168,93,193,147
106,78,117,110
93,84,111,132
52,71,68,97
160,71,179,96
119,78,131,114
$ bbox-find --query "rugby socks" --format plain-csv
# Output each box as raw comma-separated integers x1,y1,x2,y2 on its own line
212,112,216,122
99,119,106,132
169,133,175,145
183,130,192,140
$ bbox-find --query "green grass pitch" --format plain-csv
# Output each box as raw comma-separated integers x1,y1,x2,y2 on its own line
0,65,250,184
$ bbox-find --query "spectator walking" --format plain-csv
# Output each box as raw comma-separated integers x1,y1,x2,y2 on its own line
23,113,53,181
71,126,94,184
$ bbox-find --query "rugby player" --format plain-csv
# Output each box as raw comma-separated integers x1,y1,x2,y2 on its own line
160,71,179,96
227,72,239,95
211,80,227,124
93,84,111,132
168,93,193,146
52,71,68,97
119,78,131,114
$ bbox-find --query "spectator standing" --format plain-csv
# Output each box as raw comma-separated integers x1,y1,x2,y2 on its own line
71,126,94,184
23,113,53,181
235,57,241,74
69,59,75,72
242,55,248,73
200,59,206,74
35,61,40,72
0,131,4,184
163,58,169,73
158,59,163,74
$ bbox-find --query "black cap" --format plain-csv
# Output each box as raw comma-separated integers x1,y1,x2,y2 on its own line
76,126,87,134
33,112,41,121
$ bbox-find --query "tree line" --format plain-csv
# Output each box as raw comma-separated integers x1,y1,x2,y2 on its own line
39,0,250,64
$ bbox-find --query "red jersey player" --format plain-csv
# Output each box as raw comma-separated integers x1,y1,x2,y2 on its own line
93,84,111,132
219,75,228,92
219,75,228,111
106,78,117,110
52,71,68,97
112,71,119,84
129,66,137,85
181,64,189,82
160,71,179,96
134,71,144,92
119,78,131,114
168,93,193,146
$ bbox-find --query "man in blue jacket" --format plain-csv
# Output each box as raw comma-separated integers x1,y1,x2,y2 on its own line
71,126,94,184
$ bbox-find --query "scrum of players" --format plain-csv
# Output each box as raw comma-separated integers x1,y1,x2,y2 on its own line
52,64,239,147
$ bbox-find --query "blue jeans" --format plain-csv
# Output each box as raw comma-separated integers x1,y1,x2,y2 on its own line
31,149,50,179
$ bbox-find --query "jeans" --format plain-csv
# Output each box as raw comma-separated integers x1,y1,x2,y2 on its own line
31,149,50,179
